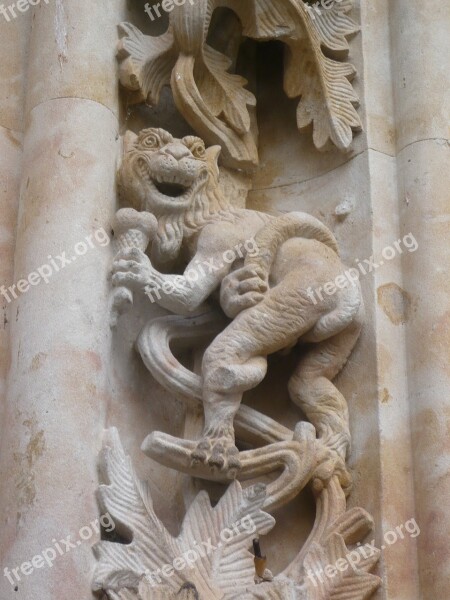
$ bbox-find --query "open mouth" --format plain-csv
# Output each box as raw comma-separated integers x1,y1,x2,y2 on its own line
154,181,191,198
136,157,208,202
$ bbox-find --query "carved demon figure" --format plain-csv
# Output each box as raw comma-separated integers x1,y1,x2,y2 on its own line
112,127,363,488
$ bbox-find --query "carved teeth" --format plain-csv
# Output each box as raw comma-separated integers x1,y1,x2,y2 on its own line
137,157,206,199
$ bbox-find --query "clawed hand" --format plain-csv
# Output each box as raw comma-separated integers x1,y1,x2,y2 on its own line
220,264,268,318
112,247,162,293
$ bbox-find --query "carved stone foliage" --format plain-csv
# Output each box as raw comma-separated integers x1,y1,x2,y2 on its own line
117,0,361,170
94,430,380,599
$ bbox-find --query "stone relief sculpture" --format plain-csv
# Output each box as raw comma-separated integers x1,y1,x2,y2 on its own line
94,2,382,599
117,0,361,170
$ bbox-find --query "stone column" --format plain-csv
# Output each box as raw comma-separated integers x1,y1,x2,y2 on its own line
360,2,420,598
391,1,450,598
0,12,29,430
0,2,126,598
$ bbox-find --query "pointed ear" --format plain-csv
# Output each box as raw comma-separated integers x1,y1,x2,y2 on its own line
205,145,221,179
123,130,138,155
206,145,221,165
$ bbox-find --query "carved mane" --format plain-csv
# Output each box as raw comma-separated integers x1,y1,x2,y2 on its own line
153,168,239,265
119,133,239,265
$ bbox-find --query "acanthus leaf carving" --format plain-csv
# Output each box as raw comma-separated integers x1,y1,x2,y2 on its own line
93,428,182,597
230,0,362,151
283,1,361,151
199,45,256,136
117,22,176,106
93,432,380,600
117,0,361,170
303,534,380,600
93,428,301,600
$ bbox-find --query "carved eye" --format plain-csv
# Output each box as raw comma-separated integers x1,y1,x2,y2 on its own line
142,133,160,150
190,140,206,159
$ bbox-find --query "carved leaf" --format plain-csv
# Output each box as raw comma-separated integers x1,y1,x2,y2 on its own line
200,45,256,135
170,53,258,169
329,507,375,546
303,534,380,600
222,0,294,40
93,429,182,597
282,1,361,151
228,580,301,600
179,482,274,595
139,581,201,600
117,0,361,168
211,0,361,151
309,0,358,52
325,508,380,576
94,429,286,600
118,22,176,105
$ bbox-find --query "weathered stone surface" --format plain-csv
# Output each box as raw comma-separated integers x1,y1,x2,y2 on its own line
0,0,448,598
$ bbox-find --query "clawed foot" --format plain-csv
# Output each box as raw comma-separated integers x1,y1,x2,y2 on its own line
191,432,241,479
313,447,353,495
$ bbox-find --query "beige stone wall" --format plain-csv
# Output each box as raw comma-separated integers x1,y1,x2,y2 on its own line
0,1,448,598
